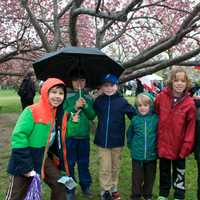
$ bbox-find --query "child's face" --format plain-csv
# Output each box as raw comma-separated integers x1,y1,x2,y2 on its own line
48,86,65,108
101,82,118,96
72,78,86,90
172,72,187,96
137,102,150,115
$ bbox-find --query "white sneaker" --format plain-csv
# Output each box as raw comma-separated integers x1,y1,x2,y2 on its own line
174,199,184,200
157,196,168,200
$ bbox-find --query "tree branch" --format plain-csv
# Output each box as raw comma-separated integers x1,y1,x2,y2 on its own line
73,0,142,22
51,0,61,50
68,0,84,46
120,46,200,82
20,0,52,52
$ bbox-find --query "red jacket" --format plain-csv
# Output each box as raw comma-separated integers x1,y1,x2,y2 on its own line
155,87,196,160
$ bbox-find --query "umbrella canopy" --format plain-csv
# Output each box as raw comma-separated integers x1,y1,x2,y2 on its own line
139,74,163,93
33,47,124,88
140,74,163,86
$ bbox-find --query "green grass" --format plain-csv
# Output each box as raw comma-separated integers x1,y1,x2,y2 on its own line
0,89,39,113
0,90,198,199
0,90,21,113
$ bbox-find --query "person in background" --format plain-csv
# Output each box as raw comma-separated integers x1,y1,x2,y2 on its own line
191,89,200,200
18,71,36,110
5,78,68,200
193,96,200,200
127,92,158,200
155,67,196,200
63,69,96,200
135,79,144,96
93,74,135,200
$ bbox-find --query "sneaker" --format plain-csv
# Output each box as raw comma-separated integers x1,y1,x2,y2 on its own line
101,191,112,200
157,196,168,200
82,188,93,198
174,199,184,200
112,191,121,200
67,192,76,200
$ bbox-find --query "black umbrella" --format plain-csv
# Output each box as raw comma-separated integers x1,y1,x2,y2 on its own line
33,47,124,88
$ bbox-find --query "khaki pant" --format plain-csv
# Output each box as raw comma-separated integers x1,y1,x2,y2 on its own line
98,147,122,192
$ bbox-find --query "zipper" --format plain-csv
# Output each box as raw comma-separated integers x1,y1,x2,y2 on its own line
41,110,56,179
105,96,111,147
57,127,61,150
144,119,147,160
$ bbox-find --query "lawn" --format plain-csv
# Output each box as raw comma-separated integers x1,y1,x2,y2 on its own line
0,90,198,200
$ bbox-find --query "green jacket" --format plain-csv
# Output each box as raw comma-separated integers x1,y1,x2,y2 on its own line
7,78,69,176
63,90,96,138
127,92,158,161
11,108,51,148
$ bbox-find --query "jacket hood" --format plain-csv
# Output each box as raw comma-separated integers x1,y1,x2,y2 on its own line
29,78,65,124
40,78,65,107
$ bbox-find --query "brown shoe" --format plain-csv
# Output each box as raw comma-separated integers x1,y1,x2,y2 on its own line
112,191,121,200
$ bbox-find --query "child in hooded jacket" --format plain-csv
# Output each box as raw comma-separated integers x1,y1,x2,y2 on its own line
5,78,69,200
93,74,135,200
155,67,196,200
127,92,158,200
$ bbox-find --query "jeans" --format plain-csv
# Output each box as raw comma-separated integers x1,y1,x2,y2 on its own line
66,138,91,192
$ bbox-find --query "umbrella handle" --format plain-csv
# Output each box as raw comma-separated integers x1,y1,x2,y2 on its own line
79,87,82,98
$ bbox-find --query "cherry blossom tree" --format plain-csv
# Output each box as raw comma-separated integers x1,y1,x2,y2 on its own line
0,0,200,83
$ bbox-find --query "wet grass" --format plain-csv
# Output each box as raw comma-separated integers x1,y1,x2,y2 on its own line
0,91,198,199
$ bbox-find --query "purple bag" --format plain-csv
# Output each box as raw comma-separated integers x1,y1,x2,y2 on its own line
24,174,41,200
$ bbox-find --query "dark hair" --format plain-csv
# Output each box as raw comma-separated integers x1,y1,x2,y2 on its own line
70,68,86,80
49,84,67,99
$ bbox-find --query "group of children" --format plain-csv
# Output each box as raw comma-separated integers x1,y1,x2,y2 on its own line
5,67,200,200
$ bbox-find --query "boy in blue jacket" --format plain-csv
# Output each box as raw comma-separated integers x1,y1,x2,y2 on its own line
93,74,135,200
127,92,158,200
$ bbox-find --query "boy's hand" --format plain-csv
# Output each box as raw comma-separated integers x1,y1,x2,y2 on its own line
72,110,80,123
75,98,86,109
24,170,36,177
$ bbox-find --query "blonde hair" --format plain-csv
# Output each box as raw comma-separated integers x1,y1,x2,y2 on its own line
167,67,192,91
135,93,151,107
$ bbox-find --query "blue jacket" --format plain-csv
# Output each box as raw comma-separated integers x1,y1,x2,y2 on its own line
93,92,135,148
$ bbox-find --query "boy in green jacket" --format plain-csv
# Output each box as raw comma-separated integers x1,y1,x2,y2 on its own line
63,69,96,199
6,78,69,200
127,92,158,200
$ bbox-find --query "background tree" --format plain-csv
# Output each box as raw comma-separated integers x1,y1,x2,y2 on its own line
0,0,200,83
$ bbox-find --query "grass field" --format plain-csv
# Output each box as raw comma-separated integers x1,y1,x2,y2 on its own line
0,90,198,199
